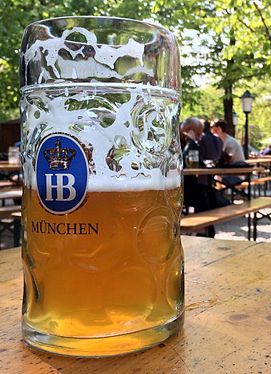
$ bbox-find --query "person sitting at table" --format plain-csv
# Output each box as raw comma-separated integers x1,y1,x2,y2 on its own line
210,118,246,188
210,118,245,165
199,119,223,167
180,117,203,160
180,117,217,237
259,144,271,156
198,119,223,188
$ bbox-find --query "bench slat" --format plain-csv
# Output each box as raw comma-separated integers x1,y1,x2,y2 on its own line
0,181,17,188
256,176,271,183
236,176,271,190
181,197,271,231
0,188,22,201
0,206,22,220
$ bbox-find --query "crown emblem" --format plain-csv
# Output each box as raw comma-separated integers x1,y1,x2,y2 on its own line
43,139,76,170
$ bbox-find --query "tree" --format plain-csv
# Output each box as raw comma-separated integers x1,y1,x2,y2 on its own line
185,79,271,151
195,0,271,134
0,0,217,121
1,0,271,141
0,0,115,120
181,85,224,120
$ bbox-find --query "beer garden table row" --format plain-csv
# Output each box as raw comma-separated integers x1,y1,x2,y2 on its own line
246,157,271,165
183,166,265,176
0,161,21,185
182,166,271,240
183,166,265,200
0,161,22,201
0,236,270,373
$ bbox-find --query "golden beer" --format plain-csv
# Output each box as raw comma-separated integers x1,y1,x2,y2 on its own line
22,187,184,355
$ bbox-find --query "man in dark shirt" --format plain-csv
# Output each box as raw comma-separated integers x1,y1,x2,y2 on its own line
199,120,222,165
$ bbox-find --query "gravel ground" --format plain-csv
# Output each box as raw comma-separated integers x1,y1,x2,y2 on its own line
214,189,271,242
215,210,271,242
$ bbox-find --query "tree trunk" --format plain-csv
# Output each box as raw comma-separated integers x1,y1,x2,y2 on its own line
223,32,235,137
223,86,234,137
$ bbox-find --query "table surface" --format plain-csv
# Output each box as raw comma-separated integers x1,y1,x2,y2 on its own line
250,155,271,159
1,236,271,373
246,158,271,164
183,166,264,176
0,161,21,171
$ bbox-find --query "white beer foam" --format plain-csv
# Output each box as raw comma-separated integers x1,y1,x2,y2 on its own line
87,173,181,192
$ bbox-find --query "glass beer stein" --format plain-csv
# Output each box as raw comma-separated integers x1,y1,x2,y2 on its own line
20,16,184,357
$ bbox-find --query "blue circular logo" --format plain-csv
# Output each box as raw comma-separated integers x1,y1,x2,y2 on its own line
36,134,88,214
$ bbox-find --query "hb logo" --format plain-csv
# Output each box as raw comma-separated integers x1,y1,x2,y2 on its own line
44,174,76,201
36,134,88,214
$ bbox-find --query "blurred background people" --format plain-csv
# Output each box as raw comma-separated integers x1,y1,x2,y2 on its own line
210,118,247,188
259,144,271,156
180,117,216,237
210,118,245,165
180,117,203,165
199,119,222,166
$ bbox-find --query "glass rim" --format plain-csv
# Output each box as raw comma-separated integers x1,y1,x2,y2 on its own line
24,15,172,35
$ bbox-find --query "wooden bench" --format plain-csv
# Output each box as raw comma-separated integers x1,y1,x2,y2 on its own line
0,187,22,207
181,197,271,241
0,205,21,220
0,205,21,247
236,176,271,196
0,180,17,188
0,187,22,200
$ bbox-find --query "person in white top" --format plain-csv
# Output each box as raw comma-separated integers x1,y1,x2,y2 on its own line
210,118,245,164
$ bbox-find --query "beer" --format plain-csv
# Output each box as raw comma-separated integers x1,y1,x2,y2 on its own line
22,186,184,354
186,150,199,168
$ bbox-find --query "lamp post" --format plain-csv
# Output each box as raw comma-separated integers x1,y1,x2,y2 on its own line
241,90,253,159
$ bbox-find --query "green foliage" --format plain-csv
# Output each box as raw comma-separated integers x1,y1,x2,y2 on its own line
0,0,271,145
234,80,271,150
188,80,271,150
181,85,224,120
0,0,196,120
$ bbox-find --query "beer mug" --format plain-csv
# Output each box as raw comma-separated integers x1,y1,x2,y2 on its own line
20,16,184,357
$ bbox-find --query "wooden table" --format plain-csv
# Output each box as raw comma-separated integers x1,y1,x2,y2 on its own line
0,161,21,172
183,166,264,176
250,155,271,159
183,166,265,204
1,236,270,373
246,158,271,165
